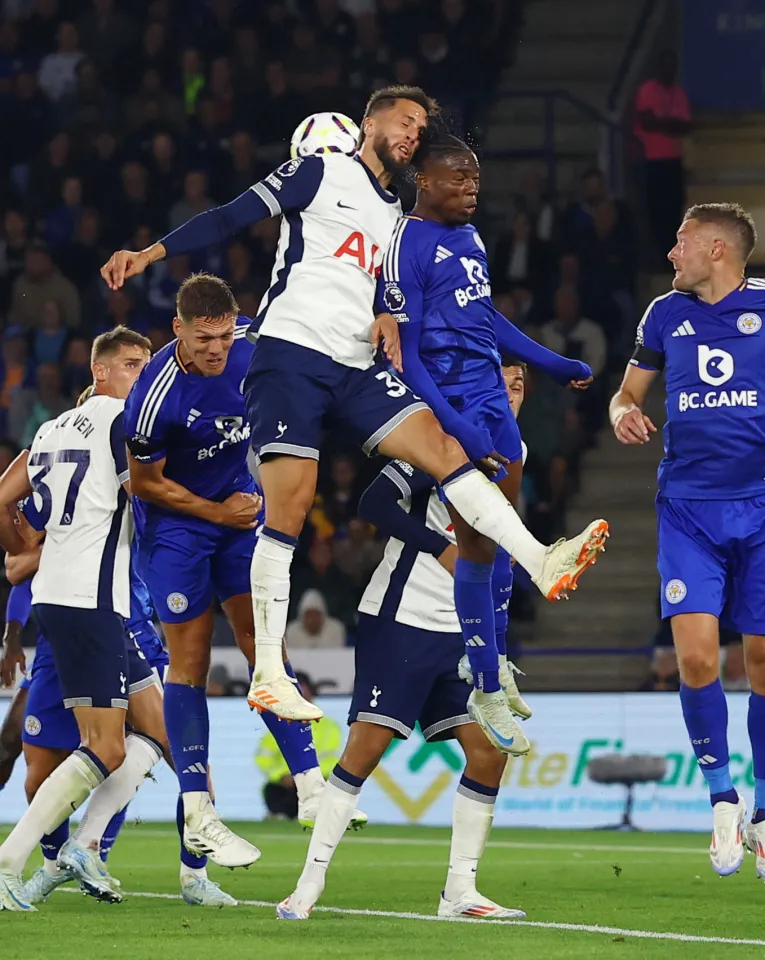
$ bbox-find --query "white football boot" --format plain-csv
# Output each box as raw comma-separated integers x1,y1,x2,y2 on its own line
183,792,261,869
709,795,747,876
533,520,609,601
247,672,323,722
298,786,368,832
467,689,530,756
181,874,238,907
21,865,73,904
438,890,526,920
57,839,123,903
0,869,36,911
743,817,765,881
458,656,532,719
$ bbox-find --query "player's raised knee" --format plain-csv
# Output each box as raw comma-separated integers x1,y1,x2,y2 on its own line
677,648,719,688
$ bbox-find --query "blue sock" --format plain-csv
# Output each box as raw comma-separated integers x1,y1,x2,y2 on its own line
454,558,499,693
100,807,127,862
176,794,207,869
41,819,69,861
491,550,513,659
260,660,319,775
164,683,209,794
748,692,765,821
680,680,736,806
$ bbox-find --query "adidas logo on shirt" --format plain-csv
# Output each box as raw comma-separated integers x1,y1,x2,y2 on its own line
434,245,453,263
671,320,696,337
186,408,201,427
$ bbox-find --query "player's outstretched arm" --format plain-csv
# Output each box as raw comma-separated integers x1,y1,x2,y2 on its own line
0,582,32,686
491,309,592,386
396,318,494,462
101,159,323,290
128,454,261,530
610,364,659,445
358,464,452,564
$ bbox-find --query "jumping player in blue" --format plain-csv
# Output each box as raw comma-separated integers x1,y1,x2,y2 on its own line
610,202,765,878
377,130,605,752
124,273,342,871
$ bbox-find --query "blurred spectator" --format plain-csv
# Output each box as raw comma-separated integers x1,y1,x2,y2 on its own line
57,57,116,133
10,360,68,445
10,70,54,164
0,436,20,475
56,206,105,292
312,0,357,56
38,20,82,102
60,335,92,398
0,326,30,426
293,536,358,630
21,0,61,54
722,643,749,693
231,26,260,94
45,175,83,248
537,284,608,442
180,47,205,118
492,210,551,297
147,131,184,216
640,646,680,692
634,51,691,260
77,0,136,72
109,161,157,241
286,22,343,112
251,60,307,154
333,517,384,585
169,170,215,232
516,168,556,243
206,663,232,696
27,131,76,219
10,240,81,330
32,299,67,364
217,130,266,202
0,209,29,311
286,588,346,649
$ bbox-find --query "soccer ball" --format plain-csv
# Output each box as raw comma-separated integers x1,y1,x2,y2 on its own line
290,112,360,159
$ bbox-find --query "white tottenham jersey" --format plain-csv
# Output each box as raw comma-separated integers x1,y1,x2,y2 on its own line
359,442,528,632
248,154,402,369
28,395,131,617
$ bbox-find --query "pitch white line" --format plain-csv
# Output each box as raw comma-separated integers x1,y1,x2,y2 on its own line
57,888,765,945
124,829,707,857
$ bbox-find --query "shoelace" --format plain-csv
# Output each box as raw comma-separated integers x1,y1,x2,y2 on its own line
199,817,236,847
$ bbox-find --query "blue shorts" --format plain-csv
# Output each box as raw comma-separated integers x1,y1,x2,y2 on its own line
141,525,256,623
658,496,765,633
446,382,523,465
127,618,169,682
245,336,428,462
23,634,79,750
348,613,470,741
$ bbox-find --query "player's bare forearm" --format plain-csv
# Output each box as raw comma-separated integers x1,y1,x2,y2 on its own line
5,547,41,585
611,365,659,444
0,509,28,557
129,466,223,525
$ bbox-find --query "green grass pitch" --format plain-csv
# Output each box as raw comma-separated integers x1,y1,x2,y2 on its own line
2,821,764,958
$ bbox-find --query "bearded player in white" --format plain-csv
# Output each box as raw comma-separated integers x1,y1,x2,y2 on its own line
101,87,608,746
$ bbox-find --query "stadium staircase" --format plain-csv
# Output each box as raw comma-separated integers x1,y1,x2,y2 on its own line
481,0,659,225
517,385,664,692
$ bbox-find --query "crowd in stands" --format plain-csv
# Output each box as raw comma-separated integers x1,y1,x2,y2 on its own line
0,0,640,654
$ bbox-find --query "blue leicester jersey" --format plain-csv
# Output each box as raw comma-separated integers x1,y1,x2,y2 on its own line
128,496,153,626
631,279,765,499
124,317,255,530
378,215,501,394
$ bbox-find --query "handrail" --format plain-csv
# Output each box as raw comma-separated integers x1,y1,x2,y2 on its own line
608,0,658,111
481,89,628,193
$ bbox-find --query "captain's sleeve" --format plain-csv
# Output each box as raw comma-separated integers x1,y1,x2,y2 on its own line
109,412,129,484
630,298,665,371
376,219,426,323
161,157,324,258
124,369,173,464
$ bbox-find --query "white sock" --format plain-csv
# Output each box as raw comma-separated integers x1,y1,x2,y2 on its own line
43,857,64,876
443,779,496,902
293,773,361,907
182,790,214,829
443,469,546,579
0,750,105,873
75,734,163,851
294,766,325,804
180,864,207,882
251,531,296,678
